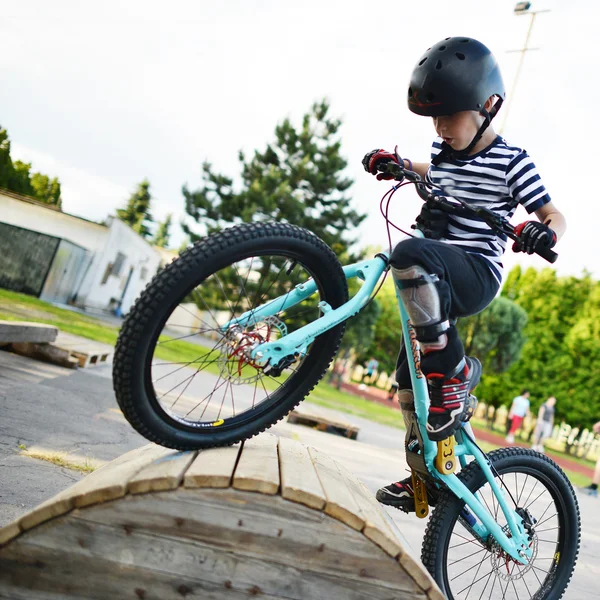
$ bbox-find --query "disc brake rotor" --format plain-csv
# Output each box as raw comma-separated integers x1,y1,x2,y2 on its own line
490,524,538,581
218,316,288,385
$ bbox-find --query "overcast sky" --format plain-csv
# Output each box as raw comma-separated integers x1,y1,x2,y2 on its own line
1,0,598,280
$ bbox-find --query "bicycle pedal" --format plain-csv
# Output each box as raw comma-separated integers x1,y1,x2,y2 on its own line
411,471,429,519
435,435,457,475
460,394,478,423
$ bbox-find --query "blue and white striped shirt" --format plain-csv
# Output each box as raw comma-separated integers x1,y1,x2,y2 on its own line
426,136,551,284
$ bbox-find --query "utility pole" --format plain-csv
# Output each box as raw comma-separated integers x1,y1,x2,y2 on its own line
498,2,550,135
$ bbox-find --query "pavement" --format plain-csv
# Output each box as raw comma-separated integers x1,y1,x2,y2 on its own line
0,349,599,599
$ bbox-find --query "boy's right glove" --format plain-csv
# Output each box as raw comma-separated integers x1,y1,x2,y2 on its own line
414,204,448,239
512,221,557,255
362,149,403,180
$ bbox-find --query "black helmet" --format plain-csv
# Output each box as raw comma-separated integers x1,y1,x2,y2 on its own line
407,37,505,118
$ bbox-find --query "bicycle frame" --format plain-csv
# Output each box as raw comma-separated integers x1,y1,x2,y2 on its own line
221,240,532,564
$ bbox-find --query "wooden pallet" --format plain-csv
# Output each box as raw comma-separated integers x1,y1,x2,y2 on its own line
51,332,113,368
287,403,360,440
0,436,443,600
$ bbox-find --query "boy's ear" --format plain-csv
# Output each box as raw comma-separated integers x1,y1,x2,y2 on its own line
484,96,496,111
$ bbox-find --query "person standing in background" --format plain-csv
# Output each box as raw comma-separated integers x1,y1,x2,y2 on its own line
506,389,531,444
362,357,379,384
532,396,556,453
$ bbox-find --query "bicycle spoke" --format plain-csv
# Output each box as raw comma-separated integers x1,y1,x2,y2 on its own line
451,552,491,581
448,547,487,567
455,562,494,594
153,348,222,384
476,570,494,600
516,473,529,506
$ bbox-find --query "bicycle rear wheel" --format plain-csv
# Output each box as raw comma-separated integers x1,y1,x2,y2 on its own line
422,447,580,600
113,222,348,450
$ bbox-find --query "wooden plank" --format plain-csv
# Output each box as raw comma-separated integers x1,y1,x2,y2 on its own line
233,434,279,495
289,402,358,431
334,462,404,558
398,545,443,598
308,447,364,531
2,498,425,599
0,545,295,600
0,521,20,547
71,444,173,507
14,444,170,532
278,437,326,510
77,489,408,585
128,450,197,494
184,444,241,489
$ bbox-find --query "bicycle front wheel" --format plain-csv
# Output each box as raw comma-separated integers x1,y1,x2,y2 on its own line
422,447,580,600
113,222,348,450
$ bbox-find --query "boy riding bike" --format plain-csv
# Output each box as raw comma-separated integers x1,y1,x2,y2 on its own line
362,37,566,513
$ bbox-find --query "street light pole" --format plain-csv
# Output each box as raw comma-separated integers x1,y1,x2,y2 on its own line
498,5,550,135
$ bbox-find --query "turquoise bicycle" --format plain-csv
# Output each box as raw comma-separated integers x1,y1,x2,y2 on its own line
113,163,580,599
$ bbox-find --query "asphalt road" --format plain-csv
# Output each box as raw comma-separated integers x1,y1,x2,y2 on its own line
0,350,598,599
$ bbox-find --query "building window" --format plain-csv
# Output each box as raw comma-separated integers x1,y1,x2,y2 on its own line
111,252,126,277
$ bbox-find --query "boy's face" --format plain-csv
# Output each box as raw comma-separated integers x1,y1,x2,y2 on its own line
432,110,483,152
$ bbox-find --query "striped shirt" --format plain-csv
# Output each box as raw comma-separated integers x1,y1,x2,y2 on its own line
426,136,551,284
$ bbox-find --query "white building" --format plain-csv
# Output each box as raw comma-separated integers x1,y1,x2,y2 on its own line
0,189,163,315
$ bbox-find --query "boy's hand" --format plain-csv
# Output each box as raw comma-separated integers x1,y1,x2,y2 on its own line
362,149,402,180
415,204,448,239
512,221,557,255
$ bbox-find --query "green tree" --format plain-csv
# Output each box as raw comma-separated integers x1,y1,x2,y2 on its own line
152,213,173,248
0,127,14,189
182,99,365,256
0,125,63,209
484,265,599,434
9,160,34,196
116,179,154,238
359,278,403,373
456,297,528,424
30,173,62,208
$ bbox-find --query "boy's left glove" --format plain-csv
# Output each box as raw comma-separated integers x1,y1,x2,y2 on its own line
362,149,403,180
512,221,557,254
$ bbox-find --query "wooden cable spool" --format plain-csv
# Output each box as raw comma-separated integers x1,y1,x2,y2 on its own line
0,434,444,600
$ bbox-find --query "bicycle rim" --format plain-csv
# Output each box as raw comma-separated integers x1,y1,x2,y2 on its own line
145,250,331,431
440,465,572,599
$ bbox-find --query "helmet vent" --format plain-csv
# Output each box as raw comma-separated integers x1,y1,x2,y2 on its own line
460,38,470,43
455,52,466,60
419,57,428,66
445,37,451,40
435,60,443,70
439,45,447,51
408,87,413,97
426,92,436,102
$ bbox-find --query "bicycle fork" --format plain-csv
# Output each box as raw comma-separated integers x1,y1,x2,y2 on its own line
398,302,533,565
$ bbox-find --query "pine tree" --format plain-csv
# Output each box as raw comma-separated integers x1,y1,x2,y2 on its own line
182,99,365,256
152,213,173,248
116,179,153,238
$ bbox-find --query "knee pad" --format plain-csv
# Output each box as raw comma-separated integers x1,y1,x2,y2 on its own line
392,265,449,343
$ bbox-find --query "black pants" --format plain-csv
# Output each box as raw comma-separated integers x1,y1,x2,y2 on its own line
390,238,499,387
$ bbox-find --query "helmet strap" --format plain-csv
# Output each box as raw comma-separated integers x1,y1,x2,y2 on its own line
431,97,504,166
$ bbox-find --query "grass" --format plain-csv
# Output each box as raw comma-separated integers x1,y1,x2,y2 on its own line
308,381,404,428
19,446,98,474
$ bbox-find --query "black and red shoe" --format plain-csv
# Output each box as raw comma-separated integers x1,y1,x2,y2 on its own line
376,475,438,513
425,356,481,442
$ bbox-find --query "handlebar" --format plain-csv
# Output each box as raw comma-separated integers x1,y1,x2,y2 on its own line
380,162,558,264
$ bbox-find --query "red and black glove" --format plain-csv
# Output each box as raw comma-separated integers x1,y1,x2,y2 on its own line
512,221,557,255
362,148,403,180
